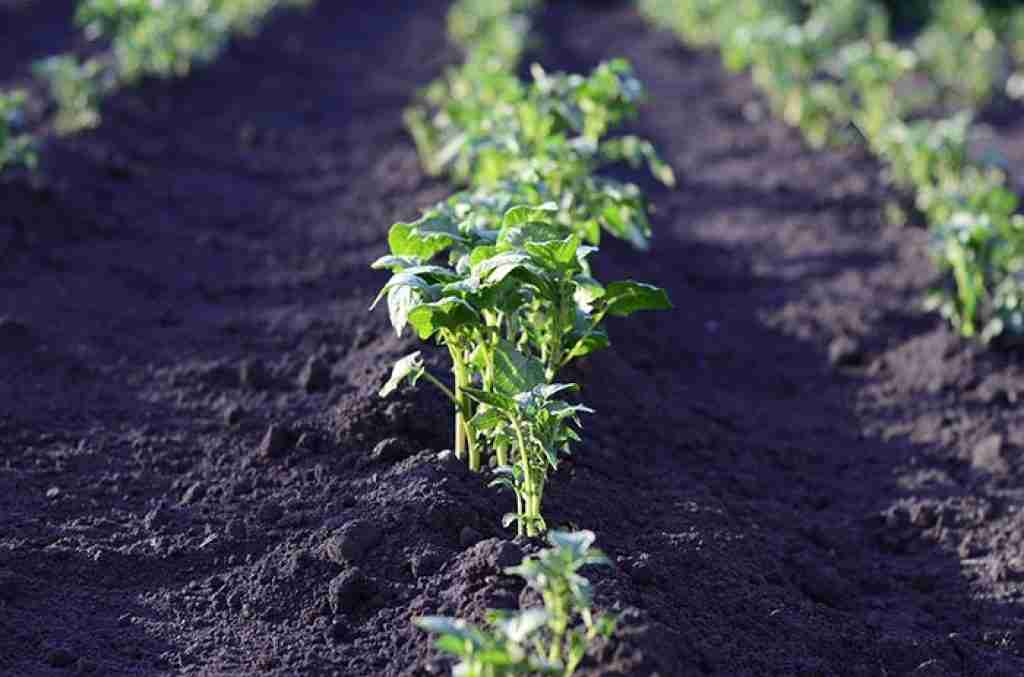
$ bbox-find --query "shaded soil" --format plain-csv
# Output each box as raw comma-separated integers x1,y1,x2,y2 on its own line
3,1,1024,675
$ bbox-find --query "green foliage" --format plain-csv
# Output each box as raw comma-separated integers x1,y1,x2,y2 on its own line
914,0,1004,107
641,0,1024,345
415,530,616,677
0,90,37,172
375,0,673,535
36,0,313,133
406,56,674,250
373,205,670,533
447,0,539,69
33,55,107,133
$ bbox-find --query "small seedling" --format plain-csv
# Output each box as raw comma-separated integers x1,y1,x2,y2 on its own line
415,530,617,676
0,91,36,172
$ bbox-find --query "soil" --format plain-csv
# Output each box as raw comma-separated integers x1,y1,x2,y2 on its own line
3,1,1024,675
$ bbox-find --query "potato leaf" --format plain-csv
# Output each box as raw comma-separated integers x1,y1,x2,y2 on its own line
407,297,480,339
602,280,672,316
379,351,425,398
388,216,463,260
491,339,546,395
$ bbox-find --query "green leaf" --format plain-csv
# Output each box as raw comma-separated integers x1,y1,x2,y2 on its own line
549,403,594,422
468,244,504,267
379,351,424,398
548,529,596,556
388,216,463,260
495,609,549,644
498,221,569,249
407,297,480,340
565,330,610,361
415,616,477,641
502,203,558,228
369,272,431,311
534,383,578,400
524,233,581,269
573,275,605,312
434,635,472,657
388,284,421,337
471,406,505,432
472,251,539,286
492,339,546,395
602,281,672,317
462,386,516,412
370,255,421,272
399,265,462,283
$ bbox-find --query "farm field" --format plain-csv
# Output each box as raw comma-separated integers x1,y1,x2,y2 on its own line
4,0,1024,675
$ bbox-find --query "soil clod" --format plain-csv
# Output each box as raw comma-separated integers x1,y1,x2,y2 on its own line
299,356,331,393
324,520,382,564
256,424,295,461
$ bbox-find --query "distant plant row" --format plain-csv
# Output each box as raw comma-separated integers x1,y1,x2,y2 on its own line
642,0,1024,344
0,0,313,172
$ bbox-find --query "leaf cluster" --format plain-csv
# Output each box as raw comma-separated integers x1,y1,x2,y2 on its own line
415,531,616,677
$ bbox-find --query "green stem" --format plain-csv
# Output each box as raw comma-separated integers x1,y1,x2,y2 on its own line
450,347,480,471
515,490,524,538
496,439,508,468
512,419,537,537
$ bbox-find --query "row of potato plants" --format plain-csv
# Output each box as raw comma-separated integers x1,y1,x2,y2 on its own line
374,0,674,538
641,0,1024,344
374,3,673,672
35,0,315,133
0,0,314,171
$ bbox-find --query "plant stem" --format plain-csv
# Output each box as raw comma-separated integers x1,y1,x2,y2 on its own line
512,418,537,537
515,490,524,538
496,439,508,468
450,347,480,471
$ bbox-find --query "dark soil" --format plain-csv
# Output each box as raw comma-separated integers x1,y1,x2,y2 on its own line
3,1,1024,675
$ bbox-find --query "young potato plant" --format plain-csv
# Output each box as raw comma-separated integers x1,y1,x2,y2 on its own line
914,0,1005,108
475,383,591,537
406,57,675,250
374,204,671,483
447,0,539,70
0,91,36,172
33,56,108,134
415,530,617,676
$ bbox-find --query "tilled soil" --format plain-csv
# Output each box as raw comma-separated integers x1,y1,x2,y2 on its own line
3,1,1024,675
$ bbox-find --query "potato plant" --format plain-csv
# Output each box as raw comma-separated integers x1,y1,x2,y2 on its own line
0,91,36,172
406,57,674,250
374,205,669,532
642,0,1024,345
415,530,616,676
